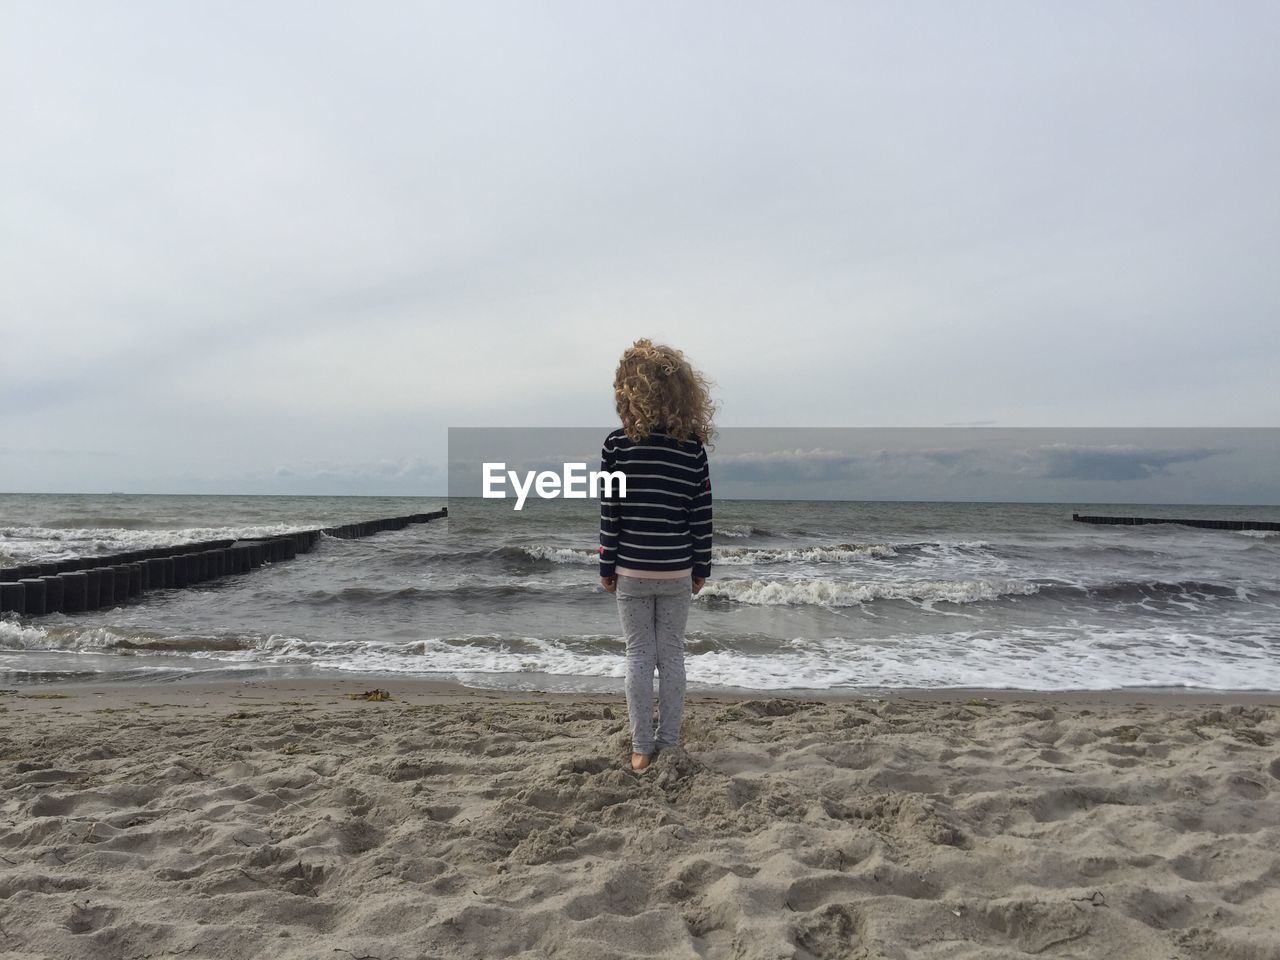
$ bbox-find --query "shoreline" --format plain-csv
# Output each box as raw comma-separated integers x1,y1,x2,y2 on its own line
7,672,1280,714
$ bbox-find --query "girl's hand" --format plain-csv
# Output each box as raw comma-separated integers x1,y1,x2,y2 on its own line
600,576,617,593
691,576,706,594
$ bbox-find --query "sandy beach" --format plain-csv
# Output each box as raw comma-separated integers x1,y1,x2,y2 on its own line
1,678,1278,960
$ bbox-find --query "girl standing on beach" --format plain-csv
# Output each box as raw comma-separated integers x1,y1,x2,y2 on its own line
599,339,715,772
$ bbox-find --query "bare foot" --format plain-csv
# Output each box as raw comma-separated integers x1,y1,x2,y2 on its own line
630,753,652,771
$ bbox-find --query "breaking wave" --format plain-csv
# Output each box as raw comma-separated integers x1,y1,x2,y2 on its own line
699,577,1041,607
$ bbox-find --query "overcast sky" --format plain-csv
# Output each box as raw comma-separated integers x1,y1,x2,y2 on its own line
2,2,1277,495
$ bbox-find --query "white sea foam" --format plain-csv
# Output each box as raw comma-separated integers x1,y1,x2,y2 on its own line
6,618,1278,692
174,628,1280,692
520,546,596,564
0,620,168,653
714,543,898,564
698,577,1040,606
673,627,1280,691
516,543,899,565
0,619,54,651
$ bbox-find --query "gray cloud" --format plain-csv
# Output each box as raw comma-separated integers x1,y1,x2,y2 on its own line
715,448,864,484
715,446,999,485
1032,444,1226,482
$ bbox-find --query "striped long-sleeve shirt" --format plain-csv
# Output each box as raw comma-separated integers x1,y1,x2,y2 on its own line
599,427,713,580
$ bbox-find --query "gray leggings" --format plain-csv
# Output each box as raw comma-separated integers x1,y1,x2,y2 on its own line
616,574,692,754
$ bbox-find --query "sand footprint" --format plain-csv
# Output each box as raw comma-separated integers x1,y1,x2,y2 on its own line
792,902,864,959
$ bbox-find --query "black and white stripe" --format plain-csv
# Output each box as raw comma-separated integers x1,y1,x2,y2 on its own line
599,428,713,579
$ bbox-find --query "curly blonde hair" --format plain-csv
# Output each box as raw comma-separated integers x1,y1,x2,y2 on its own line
613,339,717,446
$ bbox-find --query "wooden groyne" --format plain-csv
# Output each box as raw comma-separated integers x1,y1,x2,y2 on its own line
1072,513,1279,532
0,509,446,618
